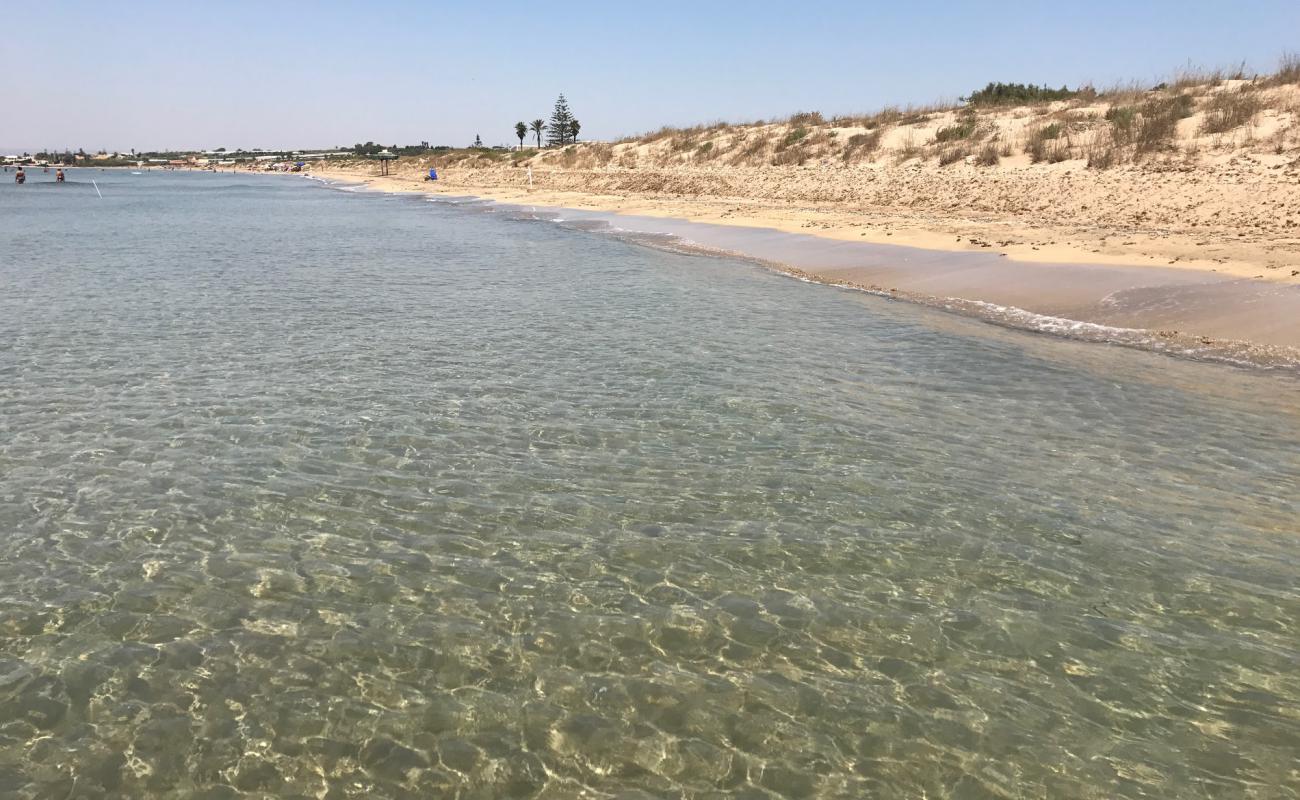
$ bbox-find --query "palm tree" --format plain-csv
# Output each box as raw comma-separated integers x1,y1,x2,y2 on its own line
529,119,546,148
515,122,527,150
568,119,581,143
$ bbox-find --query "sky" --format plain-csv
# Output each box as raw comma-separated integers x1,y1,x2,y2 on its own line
3,0,1298,153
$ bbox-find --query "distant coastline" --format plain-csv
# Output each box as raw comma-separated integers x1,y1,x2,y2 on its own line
19,62,1298,368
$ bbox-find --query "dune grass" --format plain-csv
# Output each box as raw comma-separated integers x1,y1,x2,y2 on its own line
1200,87,1262,135
935,117,978,143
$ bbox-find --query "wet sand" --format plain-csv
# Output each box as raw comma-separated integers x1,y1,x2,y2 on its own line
594,215,1300,346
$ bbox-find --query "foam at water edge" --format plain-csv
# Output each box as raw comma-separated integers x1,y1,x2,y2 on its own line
936,297,1300,372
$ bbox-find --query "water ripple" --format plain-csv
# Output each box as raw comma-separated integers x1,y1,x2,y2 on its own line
0,172,1297,798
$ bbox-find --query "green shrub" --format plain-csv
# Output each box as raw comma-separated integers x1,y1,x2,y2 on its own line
1134,94,1193,153
1027,125,1068,163
778,126,809,150
964,82,1080,106
935,119,977,143
1105,106,1137,129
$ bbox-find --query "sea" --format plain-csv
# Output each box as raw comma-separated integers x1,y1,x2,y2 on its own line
1,168,1297,798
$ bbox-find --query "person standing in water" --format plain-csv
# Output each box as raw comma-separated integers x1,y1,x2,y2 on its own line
56,168,65,183
15,167,25,184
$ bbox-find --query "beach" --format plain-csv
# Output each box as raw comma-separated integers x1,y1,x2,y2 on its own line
308,162,1299,285
305,159,1300,365
292,76,1300,365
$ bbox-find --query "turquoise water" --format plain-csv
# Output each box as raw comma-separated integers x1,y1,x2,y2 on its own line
1,170,1298,798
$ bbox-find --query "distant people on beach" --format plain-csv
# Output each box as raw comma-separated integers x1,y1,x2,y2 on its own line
15,167,25,184
56,168,65,183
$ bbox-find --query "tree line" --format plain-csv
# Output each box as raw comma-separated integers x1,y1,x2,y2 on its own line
515,94,581,150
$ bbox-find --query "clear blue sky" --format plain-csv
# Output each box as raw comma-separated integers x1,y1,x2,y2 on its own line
3,0,1297,152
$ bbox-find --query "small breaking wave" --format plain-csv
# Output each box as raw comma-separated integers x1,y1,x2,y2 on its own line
933,298,1300,372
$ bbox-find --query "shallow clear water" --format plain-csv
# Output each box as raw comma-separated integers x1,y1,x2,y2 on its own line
1,170,1298,799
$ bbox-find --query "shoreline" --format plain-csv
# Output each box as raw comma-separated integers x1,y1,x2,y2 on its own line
306,165,1300,284
305,167,1300,371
